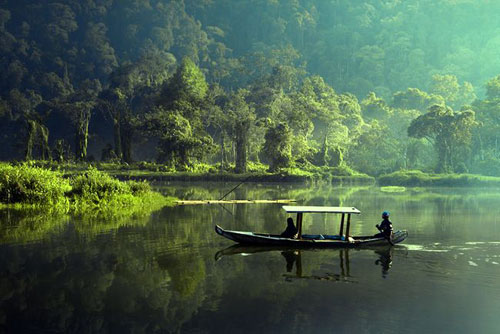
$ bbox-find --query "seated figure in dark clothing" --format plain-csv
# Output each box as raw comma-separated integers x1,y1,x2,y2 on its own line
374,211,393,238
281,217,298,238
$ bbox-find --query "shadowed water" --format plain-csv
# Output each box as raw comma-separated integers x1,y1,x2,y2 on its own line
1,183,500,333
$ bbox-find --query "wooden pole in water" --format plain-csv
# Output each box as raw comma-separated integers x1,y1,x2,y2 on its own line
345,214,351,239
339,213,345,236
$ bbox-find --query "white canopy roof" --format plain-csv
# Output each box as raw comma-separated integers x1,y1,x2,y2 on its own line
282,206,361,214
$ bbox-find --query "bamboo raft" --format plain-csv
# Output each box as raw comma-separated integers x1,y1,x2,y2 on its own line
176,199,297,205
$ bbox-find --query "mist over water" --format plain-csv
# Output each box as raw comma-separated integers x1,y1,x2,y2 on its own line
1,183,500,333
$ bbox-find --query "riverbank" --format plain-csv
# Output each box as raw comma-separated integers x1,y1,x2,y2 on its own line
22,161,376,185
378,170,500,187
106,170,375,185
6,162,500,190
0,163,176,212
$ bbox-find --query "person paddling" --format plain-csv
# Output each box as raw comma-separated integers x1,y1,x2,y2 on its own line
375,211,393,243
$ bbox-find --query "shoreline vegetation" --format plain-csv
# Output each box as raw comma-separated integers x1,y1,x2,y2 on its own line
21,161,378,184
2,162,500,212
0,161,500,202
378,170,500,187
2,162,500,243
45,161,500,187
0,163,177,212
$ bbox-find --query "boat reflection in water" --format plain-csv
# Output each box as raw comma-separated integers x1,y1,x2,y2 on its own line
215,245,396,281
280,249,357,283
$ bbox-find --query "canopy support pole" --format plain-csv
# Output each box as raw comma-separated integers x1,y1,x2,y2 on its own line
345,214,351,239
339,213,345,236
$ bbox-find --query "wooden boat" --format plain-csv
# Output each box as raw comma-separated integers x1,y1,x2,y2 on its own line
215,205,408,247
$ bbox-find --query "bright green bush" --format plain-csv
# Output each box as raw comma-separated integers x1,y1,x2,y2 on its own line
67,168,164,211
323,165,358,176
69,167,129,200
127,180,152,195
0,163,70,205
0,164,173,212
246,161,269,173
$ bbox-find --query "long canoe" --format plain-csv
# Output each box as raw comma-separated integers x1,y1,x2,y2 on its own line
215,225,408,248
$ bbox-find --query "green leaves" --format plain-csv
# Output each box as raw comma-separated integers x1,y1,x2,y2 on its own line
408,104,478,172
162,57,208,106
486,75,500,100
262,122,293,172
429,74,476,110
0,163,70,205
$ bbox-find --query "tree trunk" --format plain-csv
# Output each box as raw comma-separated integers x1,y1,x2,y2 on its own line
113,116,122,160
24,120,37,160
75,109,90,161
39,124,50,160
121,119,133,163
235,129,247,174
220,132,225,172
437,139,452,173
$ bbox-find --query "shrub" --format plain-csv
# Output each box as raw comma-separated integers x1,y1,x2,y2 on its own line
127,180,151,195
246,161,268,173
68,167,129,201
378,169,500,187
0,163,70,205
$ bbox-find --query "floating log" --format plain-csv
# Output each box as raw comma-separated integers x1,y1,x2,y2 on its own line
176,199,297,205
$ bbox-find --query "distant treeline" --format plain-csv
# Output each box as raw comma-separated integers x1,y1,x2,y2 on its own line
1,0,500,176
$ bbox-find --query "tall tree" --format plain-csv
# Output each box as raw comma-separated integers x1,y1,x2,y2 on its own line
261,122,292,172
7,90,49,160
225,89,256,173
408,104,477,173
141,107,214,169
55,79,102,161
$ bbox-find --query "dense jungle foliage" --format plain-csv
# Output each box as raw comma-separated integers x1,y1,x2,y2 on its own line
1,0,500,176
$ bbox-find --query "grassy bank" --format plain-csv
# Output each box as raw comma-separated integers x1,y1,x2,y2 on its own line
25,161,375,185
106,169,375,185
0,163,176,212
378,170,500,187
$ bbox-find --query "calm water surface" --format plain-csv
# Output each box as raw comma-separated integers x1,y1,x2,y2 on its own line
1,183,500,333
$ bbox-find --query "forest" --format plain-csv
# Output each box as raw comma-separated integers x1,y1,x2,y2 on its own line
1,0,500,177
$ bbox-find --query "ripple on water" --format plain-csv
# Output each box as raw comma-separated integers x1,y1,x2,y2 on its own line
402,244,450,252
468,260,478,267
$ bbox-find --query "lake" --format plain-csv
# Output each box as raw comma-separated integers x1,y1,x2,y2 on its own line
1,183,500,333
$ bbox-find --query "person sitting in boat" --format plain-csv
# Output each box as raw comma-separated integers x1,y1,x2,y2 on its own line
375,211,393,238
281,217,298,238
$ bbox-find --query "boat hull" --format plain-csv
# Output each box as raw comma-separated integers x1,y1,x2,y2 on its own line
215,225,408,247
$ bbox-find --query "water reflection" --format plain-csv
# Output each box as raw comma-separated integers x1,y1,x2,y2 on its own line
281,250,300,273
374,247,393,278
281,249,357,283
2,184,500,333
216,245,396,281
